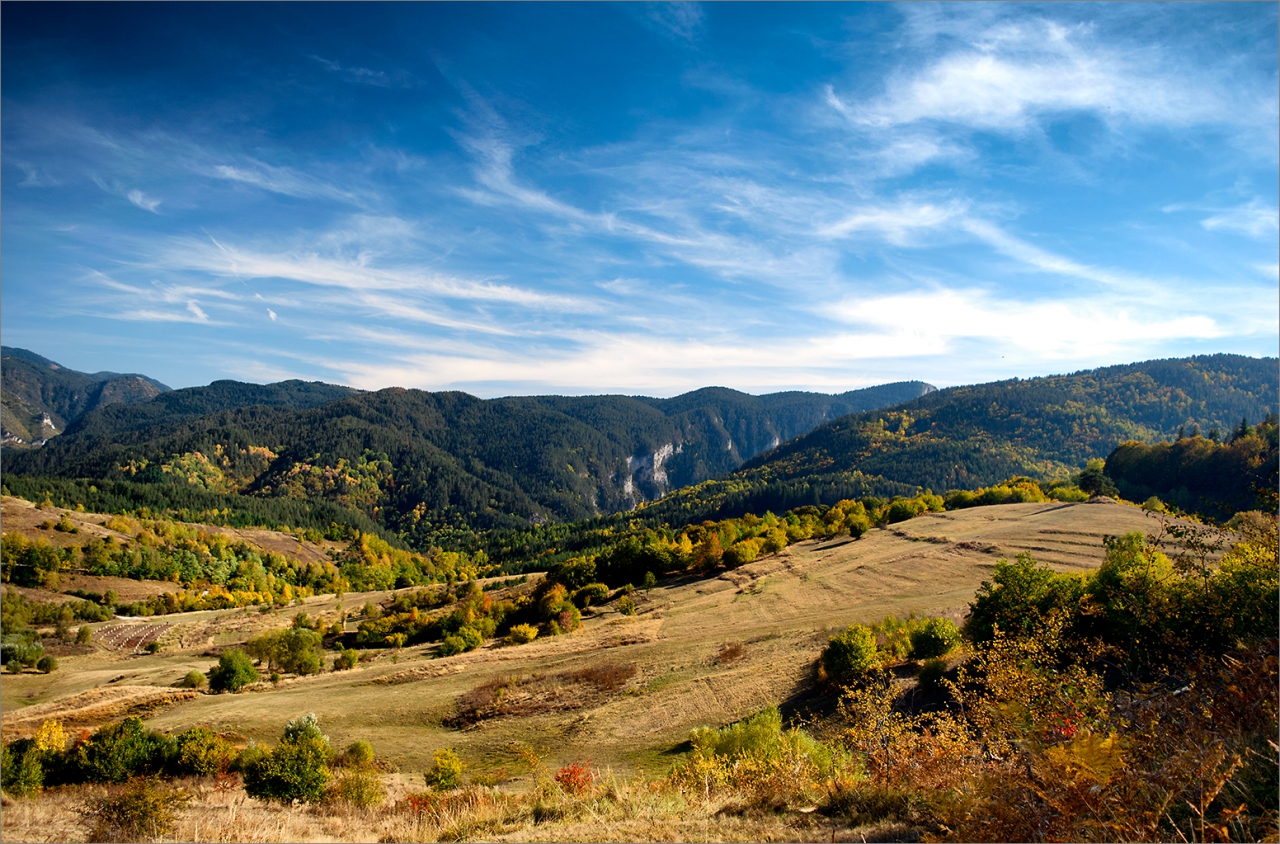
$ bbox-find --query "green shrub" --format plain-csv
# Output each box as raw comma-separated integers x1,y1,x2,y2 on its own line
36,655,58,674
505,623,538,645
1,632,43,670
722,538,762,568
144,642,161,654
642,571,657,591
80,777,190,842
182,670,207,689
965,553,1085,645
821,624,880,686
908,618,961,660
571,582,609,608
425,748,464,790
547,557,597,591
76,625,92,644
208,649,258,693
282,713,327,745
1,739,44,797
538,584,571,619
439,625,483,656
242,714,331,804
761,528,789,554
174,727,236,777
231,742,265,773
340,740,375,769
690,707,786,760
245,627,323,674
74,717,172,783
333,648,359,670
327,766,385,807
870,614,919,662
618,595,636,616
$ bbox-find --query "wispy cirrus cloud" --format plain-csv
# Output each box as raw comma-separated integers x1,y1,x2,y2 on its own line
1200,199,1280,239
636,2,704,43
311,55,416,88
207,159,364,205
126,189,162,213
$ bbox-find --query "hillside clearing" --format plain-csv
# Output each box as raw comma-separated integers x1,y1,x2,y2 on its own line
3,500,1169,780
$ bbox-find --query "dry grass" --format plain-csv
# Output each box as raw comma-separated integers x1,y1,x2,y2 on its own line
1,686,199,737
450,664,639,727
5,501,1172,782
0,774,898,843
714,644,746,665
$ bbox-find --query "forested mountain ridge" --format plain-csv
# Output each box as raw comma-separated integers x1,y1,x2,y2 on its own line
1,347,172,448
2,375,933,548
731,354,1277,496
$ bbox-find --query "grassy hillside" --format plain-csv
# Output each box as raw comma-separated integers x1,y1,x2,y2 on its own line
0,501,1169,770
2,498,1273,842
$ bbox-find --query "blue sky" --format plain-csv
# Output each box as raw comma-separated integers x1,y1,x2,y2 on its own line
3,2,1277,395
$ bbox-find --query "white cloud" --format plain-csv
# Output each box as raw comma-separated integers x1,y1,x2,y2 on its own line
958,218,1132,287
642,2,704,42
209,160,362,205
185,301,208,321
841,16,1266,133
310,55,413,88
267,308,277,321
817,197,1151,289
126,189,162,213
157,233,584,309
1201,199,1280,239
830,287,1223,359
820,199,967,244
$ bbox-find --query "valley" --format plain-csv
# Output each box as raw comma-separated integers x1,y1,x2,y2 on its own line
1,350,1275,842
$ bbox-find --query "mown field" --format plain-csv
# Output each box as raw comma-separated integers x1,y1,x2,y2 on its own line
3,499,1163,784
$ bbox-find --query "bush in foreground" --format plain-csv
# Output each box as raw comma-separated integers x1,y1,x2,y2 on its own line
908,618,961,661
80,777,190,842
505,623,538,645
242,714,332,804
425,748,464,790
73,717,171,784
174,727,235,777
820,624,879,686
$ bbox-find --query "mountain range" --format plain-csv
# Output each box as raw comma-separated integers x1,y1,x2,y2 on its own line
1,348,933,543
2,349,1275,550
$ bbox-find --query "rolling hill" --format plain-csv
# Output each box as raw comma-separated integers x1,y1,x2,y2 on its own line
1,348,172,448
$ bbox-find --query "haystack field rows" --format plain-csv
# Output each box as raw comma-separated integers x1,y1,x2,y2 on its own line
3,500,1171,780
93,622,172,652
